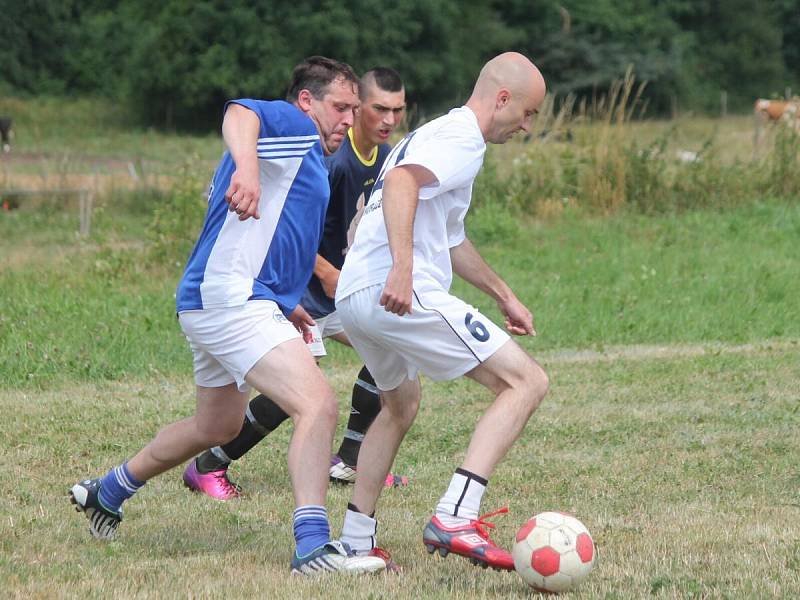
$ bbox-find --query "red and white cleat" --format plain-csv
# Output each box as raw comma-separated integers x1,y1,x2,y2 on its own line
422,507,514,571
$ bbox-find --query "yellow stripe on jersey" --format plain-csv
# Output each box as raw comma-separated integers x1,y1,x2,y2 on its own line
348,128,378,167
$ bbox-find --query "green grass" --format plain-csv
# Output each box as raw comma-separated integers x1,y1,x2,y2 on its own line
466,199,800,350
1,344,798,598
4,199,797,388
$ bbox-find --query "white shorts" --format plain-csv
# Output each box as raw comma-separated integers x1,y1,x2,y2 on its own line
337,280,510,390
305,311,345,357
178,300,301,392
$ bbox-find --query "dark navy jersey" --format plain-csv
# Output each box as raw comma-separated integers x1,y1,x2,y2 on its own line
301,129,390,319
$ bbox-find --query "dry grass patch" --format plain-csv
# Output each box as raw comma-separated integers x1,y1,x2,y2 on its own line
2,343,799,598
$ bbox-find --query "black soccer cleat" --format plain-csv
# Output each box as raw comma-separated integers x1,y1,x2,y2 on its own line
69,478,122,540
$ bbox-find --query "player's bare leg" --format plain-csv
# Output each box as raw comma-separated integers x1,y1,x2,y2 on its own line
349,376,420,515
461,340,548,477
243,337,338,507
340,376,419,566
69,384,249,539
127,384,249,481
244,338,386,573
423,339,548,570
323,331,410,488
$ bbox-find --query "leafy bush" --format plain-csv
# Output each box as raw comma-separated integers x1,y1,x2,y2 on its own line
147,162,208,266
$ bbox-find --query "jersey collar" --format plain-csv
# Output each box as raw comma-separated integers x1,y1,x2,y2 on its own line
348,128,378,167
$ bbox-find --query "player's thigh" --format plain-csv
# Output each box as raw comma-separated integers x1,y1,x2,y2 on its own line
466,338,548,396
244,337,335,416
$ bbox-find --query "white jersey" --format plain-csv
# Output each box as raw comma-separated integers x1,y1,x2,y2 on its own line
335,107,486,301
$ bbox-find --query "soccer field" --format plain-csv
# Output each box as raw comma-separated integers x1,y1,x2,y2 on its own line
1,102,798,597
1,341,798,598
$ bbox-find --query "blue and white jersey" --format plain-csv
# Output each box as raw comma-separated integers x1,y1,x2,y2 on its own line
176,99,329,315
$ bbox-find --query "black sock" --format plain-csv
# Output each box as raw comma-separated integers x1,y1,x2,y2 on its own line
336,366,381,466
195,448,230,473
196,394,290,473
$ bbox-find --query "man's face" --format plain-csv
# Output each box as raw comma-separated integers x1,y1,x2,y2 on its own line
358,86,406,146
487,85,544,144
304,78,359,155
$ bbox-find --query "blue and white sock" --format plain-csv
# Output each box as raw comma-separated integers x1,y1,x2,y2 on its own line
98,462,145,514
293,505,331,557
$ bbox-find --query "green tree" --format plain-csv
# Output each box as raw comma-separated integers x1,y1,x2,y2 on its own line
670,0,787,110
0,0,78,93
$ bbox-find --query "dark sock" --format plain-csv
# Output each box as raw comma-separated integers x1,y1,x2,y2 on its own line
196,394,290,474
336,366,381,467
195,449,230,473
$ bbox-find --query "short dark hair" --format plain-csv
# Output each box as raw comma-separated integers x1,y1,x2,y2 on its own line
286,56,359,102
360,67,404,101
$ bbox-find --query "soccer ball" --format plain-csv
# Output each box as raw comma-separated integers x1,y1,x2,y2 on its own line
512,511,596,593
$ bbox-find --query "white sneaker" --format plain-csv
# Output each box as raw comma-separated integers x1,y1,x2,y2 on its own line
329,455,358,484
290,540,387,575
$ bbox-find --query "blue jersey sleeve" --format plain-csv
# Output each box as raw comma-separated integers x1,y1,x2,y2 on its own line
224,99,281,139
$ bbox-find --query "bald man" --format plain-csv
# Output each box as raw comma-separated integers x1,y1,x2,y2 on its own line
334,53,549,571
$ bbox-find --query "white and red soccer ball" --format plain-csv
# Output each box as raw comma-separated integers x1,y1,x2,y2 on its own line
512,511,596,593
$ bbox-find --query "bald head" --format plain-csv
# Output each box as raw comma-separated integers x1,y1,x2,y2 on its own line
466,52,546,144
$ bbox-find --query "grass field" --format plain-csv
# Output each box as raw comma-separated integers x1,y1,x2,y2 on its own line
2,343,798,598
1,97,798,598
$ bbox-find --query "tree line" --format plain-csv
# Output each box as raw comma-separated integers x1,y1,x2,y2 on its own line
1,0,797,130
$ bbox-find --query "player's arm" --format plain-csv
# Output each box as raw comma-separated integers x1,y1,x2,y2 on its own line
450,238,536,336
314,254,339,299
222,103,261,221
380,164,436,316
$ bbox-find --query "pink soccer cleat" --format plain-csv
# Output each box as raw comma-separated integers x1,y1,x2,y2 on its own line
182,458,241,501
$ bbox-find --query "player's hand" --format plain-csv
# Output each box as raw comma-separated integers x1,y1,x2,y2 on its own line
498,294,536,336
288,304,315,344
380,266,413,316
225,165,260,221
321,269,340,299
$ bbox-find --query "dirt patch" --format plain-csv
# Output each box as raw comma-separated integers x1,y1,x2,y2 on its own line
539,339,800,364
0,151,173,193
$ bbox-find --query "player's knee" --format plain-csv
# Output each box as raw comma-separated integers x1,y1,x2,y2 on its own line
198,419,244,447
320,392,339,425
381,389,419,429
522,361,549,410
297,390,338,427
391,393,419,428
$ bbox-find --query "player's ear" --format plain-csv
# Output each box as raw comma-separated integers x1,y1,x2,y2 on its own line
297,89,314,113
496,89,511,110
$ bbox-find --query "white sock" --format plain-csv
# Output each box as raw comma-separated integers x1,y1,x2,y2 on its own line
435,468,487,527
340,505,377,554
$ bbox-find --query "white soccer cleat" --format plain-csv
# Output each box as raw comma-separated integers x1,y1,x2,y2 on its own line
290,540,387,575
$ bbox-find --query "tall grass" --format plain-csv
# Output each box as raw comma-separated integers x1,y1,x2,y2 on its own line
474,71,800,219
